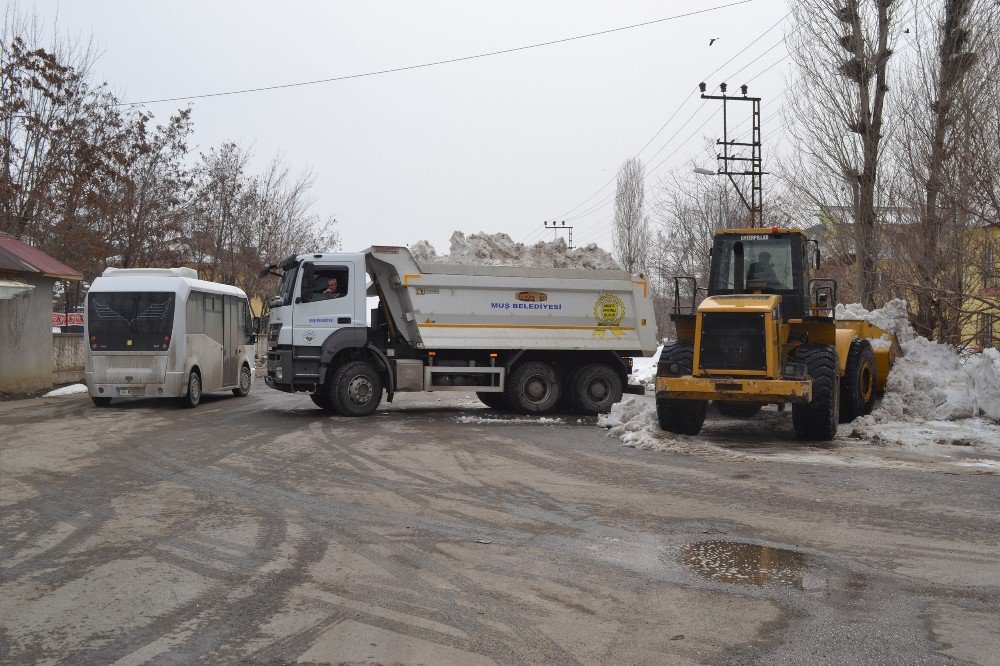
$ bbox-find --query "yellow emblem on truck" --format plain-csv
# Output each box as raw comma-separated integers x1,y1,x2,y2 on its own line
594,293,626,338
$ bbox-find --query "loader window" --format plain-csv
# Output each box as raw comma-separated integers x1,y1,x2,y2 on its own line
711,238,795,292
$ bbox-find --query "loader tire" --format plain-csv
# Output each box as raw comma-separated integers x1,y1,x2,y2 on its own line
839,338,876,423
477,391,509,410
656,397,707,435
506,361,560,414
655,340,706,435
792,344,839,441
715,401,762,418
328,361,383,417
568,363,622,415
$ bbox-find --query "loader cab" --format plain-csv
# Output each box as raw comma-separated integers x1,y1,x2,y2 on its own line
707,229,814,321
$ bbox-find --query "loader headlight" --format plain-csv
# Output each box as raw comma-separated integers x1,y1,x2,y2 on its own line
782,362,808,380
658,361,684,377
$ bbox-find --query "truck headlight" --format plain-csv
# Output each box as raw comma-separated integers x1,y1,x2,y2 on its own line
782,362,808,380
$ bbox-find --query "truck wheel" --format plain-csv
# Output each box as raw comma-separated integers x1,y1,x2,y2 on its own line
569,363,623,415
179,370,202,408
329,361,383,417
656,398,707,435
505,361,560,414
232,364,252,397
792,344,839,441
715,401,762,418
839,339,876,423
310,391,337,412
477,392,508,410
91,396,112,407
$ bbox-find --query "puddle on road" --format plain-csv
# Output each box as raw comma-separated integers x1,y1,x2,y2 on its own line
682,540,807,589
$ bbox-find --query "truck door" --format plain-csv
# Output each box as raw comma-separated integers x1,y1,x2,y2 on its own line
293,260,362,348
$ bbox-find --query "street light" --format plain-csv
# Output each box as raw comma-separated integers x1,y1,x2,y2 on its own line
693,167,717,176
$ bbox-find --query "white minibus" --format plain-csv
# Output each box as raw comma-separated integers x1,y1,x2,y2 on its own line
84,267,255,407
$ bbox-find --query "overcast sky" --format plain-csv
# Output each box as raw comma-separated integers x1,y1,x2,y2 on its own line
30,0,790,255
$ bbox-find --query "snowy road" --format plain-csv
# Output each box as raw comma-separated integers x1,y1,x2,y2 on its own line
2,388,999,663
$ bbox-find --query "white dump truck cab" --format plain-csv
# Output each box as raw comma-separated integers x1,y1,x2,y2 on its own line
264,246,657,417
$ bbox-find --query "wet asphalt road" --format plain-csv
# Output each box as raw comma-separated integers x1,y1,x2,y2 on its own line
1,384,998,665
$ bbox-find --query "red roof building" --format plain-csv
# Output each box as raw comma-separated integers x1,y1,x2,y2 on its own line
0,232,83,281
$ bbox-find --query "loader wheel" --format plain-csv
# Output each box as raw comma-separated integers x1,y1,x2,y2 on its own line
477,391,509,410
328,361,383,417
655,340,706,434
657,398,708,435
715,401,762,418
568,363,623,415
792,344,839,441
839,339,876,423
506,361,560,414
310,391,337,412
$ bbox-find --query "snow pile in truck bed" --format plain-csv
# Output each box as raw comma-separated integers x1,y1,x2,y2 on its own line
410,232,620,270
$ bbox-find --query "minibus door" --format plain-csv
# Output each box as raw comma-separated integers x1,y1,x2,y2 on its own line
224,295,240,386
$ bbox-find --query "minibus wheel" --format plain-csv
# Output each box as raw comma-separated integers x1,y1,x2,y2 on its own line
233,364,252,397
180,370,202,408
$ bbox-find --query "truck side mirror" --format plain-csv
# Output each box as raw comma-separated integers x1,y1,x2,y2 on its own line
299,262,315,303
812,248,821,270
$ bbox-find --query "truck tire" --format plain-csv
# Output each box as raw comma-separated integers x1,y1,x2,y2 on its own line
179,370,202,408
477,392,508,410
310,391,337,412
328,361,383,417
655,340,707,435
232,364,252,397
505,361,560,414
839,339,876,423
568,363,623,415
715,401,762,418
792,344,839,441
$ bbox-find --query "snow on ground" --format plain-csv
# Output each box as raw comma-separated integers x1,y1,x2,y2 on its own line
455,415,566,425
629,345,662,387
410,232,619,270
43,384,88,397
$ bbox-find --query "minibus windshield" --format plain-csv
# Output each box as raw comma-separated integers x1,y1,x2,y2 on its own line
88,292,175,351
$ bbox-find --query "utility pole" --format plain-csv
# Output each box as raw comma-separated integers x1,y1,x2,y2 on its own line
543,220,574,249
699,82,766,228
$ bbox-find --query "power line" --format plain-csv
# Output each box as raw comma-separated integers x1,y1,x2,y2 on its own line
538,10,791,232
121,1,756,106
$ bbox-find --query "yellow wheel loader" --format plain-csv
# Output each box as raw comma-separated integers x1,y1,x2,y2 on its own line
656,228,901,441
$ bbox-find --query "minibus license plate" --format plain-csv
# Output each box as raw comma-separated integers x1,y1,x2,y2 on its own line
117,388,133,396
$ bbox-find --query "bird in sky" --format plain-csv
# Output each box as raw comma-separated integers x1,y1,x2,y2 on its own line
709,38,719,46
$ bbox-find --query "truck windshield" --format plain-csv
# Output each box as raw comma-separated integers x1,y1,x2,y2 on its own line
711,237,795,292
87,292,175,351
276,263,299,305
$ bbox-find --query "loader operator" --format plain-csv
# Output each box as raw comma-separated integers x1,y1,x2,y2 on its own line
747,251,780,287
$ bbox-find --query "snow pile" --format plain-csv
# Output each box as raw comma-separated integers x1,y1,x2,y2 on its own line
836,298,915,343
43,383,88,397
842,300,1000,448
629,345,662,387
410,232,620,270
597,396,666,449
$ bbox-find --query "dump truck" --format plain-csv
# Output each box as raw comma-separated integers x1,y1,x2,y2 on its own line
261,247,657,416
656,227,901,441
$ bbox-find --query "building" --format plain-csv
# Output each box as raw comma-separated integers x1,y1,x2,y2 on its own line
0,232,83,394
962,224,1000,350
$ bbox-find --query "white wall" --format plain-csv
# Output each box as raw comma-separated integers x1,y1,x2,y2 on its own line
0,274,56,394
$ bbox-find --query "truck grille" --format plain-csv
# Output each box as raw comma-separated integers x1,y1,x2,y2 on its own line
699,312,766,371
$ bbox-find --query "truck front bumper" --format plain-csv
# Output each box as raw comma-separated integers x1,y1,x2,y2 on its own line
655,376,812,403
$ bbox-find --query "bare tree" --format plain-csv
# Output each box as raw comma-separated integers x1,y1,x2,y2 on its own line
612,157,648,274
786,0,897,308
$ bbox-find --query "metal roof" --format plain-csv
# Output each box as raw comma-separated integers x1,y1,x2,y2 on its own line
0,232,83,280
